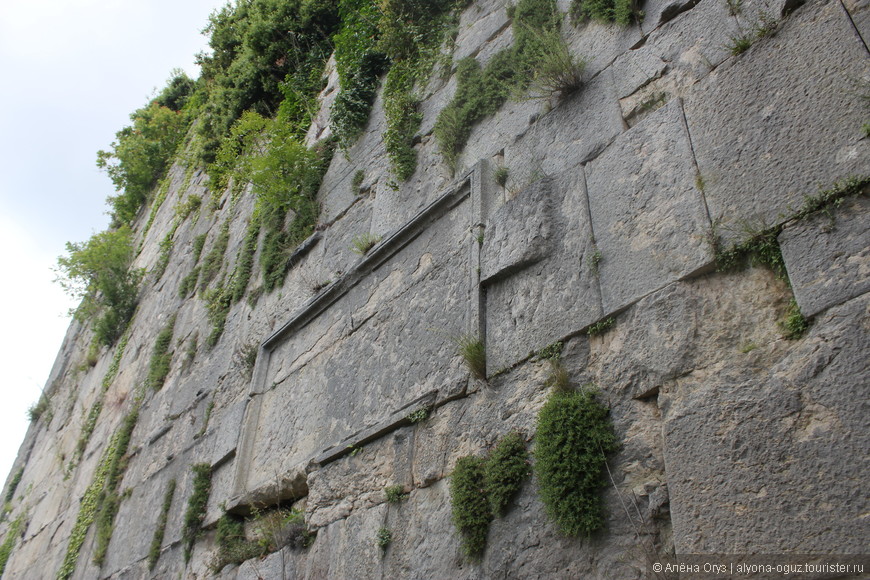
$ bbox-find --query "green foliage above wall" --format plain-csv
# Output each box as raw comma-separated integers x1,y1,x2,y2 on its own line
97,101,191,226
194,0,340,163
331,0,389,149
55,226,142,346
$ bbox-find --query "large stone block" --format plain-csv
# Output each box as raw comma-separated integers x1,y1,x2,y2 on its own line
842,0,870,42
683,0,870,243
661,293,870,553
503,69,625,179
481,178,555,284
586,99,713,314
485,169,603,372
779,194,870,318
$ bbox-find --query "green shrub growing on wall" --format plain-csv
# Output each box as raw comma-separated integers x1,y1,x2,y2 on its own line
195,0,338,163
534,387,618,536
147,315,177,390
331,0,389,149
570,0,637,25
435,0,574,169
210,513,261,572
0,516,23,575
148,479,176,569
27,394,51,423
484,431,531,516
97,100,191,226
231,216,261,303
182,463,213,562
4,469,23,503
379,0,462,180
449,456,492,558
92,406,140,566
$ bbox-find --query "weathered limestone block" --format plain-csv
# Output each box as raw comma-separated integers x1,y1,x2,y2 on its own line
683,0,870,243
563,16,643,80
481,178,555,283
661,293,870,553
452,0,511,64
779,195,870,318
503,69,624,179
206,398,247,466
485,169,603,371
609,49,668,101
591,267,789,398
617,0,738,123
455,96,541,177
842,0,870,42
586,99,713,315
640,0,702,35
307,428,413,529
101,469,172,577
318,89,390,223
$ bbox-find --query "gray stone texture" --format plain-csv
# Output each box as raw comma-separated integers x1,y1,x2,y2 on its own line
3,0,869,577
484,169,603,371
843,0,870,43
661,292,870,553
503,69,625,179
779,194,870,318
244,198,472,494
586,99,713,314
683,0,870,243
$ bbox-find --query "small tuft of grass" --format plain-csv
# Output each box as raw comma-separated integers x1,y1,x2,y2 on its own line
351,233,381,255
587,249,602,273
385,485,409,503
407,407,430,424
456,335,486,380
352,169,365,194
544,359,571,391
494,166,510,188
587,317,615,336
241,342,258,379
725,0,742,15
780,298,808,340
728,34,753,55
739,341,758,353
537,341,563,360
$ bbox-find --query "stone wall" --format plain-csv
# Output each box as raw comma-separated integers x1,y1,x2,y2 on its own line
1,0,867,578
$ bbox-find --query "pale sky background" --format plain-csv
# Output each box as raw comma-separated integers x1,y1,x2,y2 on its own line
0,0,231,484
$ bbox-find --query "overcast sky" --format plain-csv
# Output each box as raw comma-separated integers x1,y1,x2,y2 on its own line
0,0,230,484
